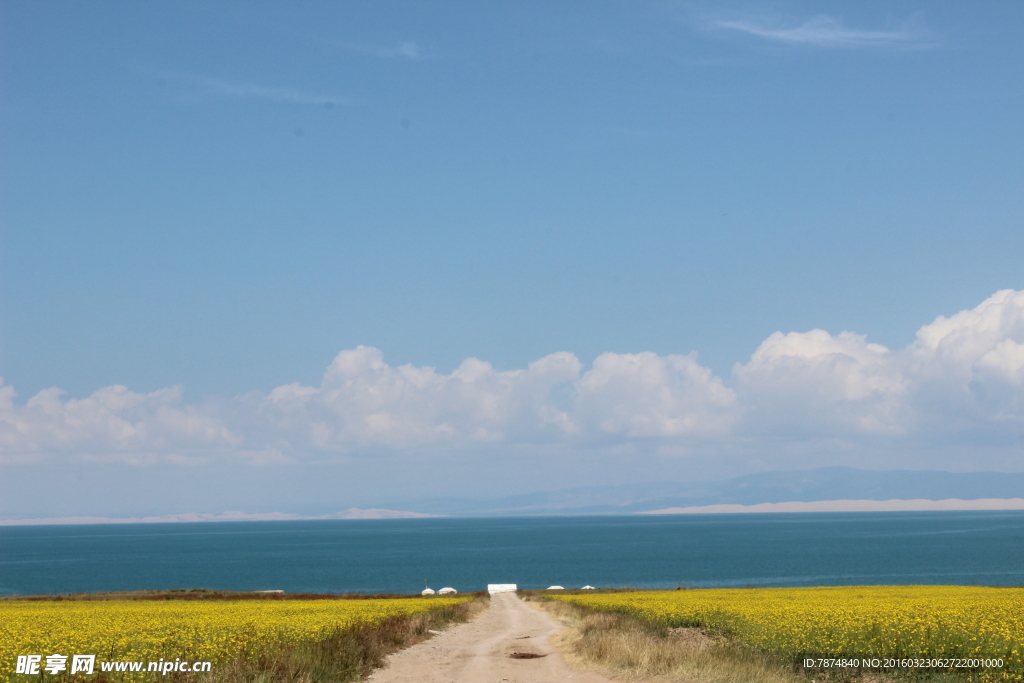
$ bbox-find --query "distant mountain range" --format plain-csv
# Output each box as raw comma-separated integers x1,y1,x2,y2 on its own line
391,467,1024,516
4,468,1023,525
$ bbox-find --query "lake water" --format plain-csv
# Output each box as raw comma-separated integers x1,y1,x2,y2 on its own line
1,511,1022,597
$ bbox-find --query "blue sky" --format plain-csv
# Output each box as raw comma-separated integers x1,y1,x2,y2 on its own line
1,2,1022,517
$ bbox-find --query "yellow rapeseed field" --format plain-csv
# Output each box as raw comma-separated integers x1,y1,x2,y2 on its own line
551,586,1023,678
0,596,467,678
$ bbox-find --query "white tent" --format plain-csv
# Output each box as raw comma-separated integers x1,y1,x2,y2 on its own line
581,585,596,590
421,588,436,595
546,586,565,590
438,587,457,594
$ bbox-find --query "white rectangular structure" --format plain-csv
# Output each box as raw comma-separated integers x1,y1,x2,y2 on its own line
487,583,517,594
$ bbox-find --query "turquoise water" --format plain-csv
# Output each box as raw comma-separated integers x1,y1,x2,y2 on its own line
1,511,1022,596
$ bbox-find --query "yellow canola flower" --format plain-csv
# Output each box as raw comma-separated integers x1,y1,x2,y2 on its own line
551,586,1023,680
0,596,468,679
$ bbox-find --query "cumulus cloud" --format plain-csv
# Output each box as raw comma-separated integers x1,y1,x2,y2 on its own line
734,329,908,436
2,291,1022,465
252,346,583,450
734,289,1024,439
575,352,736,438
0,383,240,464
907,289,1024,429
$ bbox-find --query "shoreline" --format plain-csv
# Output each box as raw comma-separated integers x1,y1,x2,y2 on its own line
4,500,1024,526
641,497,1024,514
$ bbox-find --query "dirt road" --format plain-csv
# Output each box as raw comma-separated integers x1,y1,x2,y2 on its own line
367,591,624,683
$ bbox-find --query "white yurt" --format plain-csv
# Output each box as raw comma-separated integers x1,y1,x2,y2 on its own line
581,585,596,590
546,586,565,590
421,587,436,595
438,587,457,595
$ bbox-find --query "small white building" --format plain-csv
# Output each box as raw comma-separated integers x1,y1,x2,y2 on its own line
546,586,565,590
421,587,436,595
487,583,517,594
438,587,457,595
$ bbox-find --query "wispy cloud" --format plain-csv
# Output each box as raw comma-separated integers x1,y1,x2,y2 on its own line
158,72,357,106
336,40,422,60
711,14,930,49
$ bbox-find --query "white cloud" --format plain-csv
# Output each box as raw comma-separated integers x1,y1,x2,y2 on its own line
906,289,1024,429
253,346,583,450
575,352,736,438
712,14,928,49
2,291,1022,466
733,290,1024,438
0,383,240,464
734,329,908,436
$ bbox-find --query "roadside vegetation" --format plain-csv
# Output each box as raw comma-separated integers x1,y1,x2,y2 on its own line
527,593,804,683
526,586,1022,683
1,590,489,682
186,595,489,683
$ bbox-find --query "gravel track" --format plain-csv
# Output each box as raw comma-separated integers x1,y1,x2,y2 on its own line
367,591,624,683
